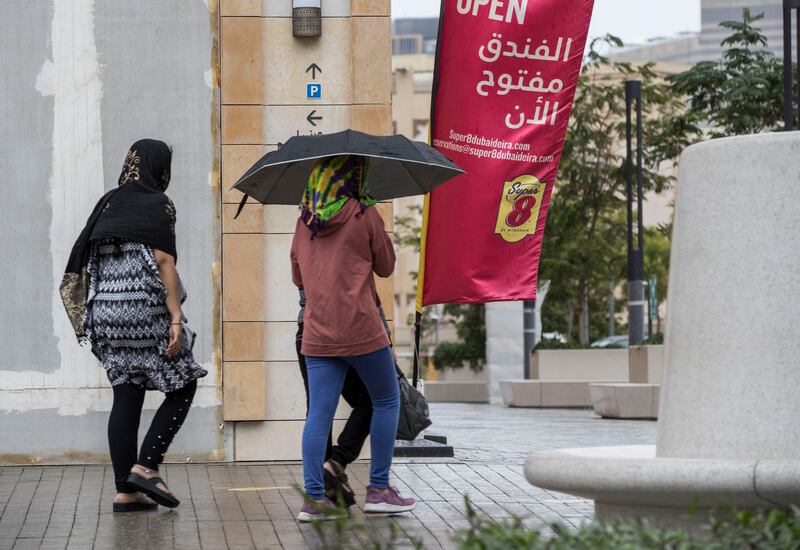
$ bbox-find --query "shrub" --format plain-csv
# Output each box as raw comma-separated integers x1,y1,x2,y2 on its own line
433,304,486,372
640,332,664,345
456,498,800,550
534,339,593,350
309,491,800,549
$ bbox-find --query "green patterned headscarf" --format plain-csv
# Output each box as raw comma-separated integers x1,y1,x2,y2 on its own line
300,155,375,236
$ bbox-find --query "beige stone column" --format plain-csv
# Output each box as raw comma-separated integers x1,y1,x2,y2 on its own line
219,0,393,460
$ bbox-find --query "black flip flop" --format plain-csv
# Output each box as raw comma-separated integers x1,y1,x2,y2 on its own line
126,473,180,508
112,500,158,513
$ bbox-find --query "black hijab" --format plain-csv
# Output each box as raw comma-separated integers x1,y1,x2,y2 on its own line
60,139,178,341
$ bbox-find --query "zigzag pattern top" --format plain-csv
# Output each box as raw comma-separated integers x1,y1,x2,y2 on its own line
84,239,206,392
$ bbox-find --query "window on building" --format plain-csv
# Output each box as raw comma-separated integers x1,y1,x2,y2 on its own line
412,71,433,94
423,39,438,54
392,35,423,55
412,119,429,141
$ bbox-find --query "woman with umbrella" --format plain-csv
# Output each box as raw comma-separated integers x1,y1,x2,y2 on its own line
233,129,462,519
290,155,416,521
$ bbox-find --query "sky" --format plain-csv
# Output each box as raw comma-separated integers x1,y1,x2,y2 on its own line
390,0,702,45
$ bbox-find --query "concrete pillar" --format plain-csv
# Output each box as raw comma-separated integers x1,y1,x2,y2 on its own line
485,301,524,403
657,132,800,459
219,0,393,460
523,133,800,523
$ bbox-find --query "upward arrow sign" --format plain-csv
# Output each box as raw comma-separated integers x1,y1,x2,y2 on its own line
305,63,322,79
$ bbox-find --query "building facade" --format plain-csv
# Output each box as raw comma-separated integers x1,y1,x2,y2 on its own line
391,54,434,360
391,18,439,55
701,0,788,57
0,0,393,465
613,0,796,64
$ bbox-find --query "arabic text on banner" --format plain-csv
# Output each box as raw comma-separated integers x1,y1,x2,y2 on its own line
418,0,595,308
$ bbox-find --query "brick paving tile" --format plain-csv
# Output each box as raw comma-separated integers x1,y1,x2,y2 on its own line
0,404,654,548
35,538,67,550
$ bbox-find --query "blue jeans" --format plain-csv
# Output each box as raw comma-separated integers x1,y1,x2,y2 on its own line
302,347,399,500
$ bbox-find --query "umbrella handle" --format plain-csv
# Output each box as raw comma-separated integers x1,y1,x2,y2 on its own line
234,194,249,220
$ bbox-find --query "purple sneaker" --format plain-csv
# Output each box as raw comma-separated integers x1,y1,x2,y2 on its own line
296,498,346,523
364,486,416,514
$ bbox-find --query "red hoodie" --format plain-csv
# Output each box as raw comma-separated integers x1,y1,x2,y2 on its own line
290,200,395,357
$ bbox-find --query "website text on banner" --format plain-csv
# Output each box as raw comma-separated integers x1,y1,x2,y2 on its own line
417,0,595,308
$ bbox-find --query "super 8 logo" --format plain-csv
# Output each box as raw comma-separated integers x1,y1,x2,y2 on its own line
494,175,545,243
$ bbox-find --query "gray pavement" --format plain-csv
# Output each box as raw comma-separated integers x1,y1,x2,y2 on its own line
0,403,656,549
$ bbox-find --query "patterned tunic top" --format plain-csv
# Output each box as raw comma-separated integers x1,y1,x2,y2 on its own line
85,239,206,392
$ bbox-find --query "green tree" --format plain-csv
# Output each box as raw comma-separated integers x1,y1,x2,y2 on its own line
669,9,798,136
392,204,433,349
643,224,671,303
643,224,671,332
539,36,695,344
393,203,423,282
432,304,486,372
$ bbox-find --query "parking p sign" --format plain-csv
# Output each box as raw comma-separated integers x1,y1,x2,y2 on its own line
306,83,322,99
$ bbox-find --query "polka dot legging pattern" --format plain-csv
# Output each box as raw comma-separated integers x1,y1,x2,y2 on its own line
108,380,198,493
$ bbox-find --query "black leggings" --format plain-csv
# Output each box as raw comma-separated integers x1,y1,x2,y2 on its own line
108,381,197,493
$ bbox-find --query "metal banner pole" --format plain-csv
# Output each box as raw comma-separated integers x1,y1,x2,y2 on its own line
625,80,645,346
784,0,800,130
523,300,535,379
413,312,422,388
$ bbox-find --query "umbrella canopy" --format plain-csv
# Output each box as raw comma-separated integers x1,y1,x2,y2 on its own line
232,129,464,205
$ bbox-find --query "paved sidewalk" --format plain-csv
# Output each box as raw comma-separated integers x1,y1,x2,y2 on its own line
0,404,656,549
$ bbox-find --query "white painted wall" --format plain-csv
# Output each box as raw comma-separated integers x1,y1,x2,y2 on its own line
0,0,222,463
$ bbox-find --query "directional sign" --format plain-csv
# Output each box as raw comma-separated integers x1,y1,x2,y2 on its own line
306,83,322,99
305,63,322,79
263,105,346,143
306,110,323,126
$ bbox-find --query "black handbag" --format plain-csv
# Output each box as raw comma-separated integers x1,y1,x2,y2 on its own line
395,365,432,441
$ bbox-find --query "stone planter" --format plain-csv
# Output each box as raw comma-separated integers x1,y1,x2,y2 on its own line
501,349,629,408
587,345,664,420
628,345,664,384
424,381,489,403
532,349,629,381
590,383,660,419
424,366,488,403
437,366,486,383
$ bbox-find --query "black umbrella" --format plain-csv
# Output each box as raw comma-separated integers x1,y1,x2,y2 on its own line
232,129,464,207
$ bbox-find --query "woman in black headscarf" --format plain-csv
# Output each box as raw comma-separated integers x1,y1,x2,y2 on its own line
61,139,206,512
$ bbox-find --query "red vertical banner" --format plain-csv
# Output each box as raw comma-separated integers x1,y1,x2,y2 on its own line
417,0,595,308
